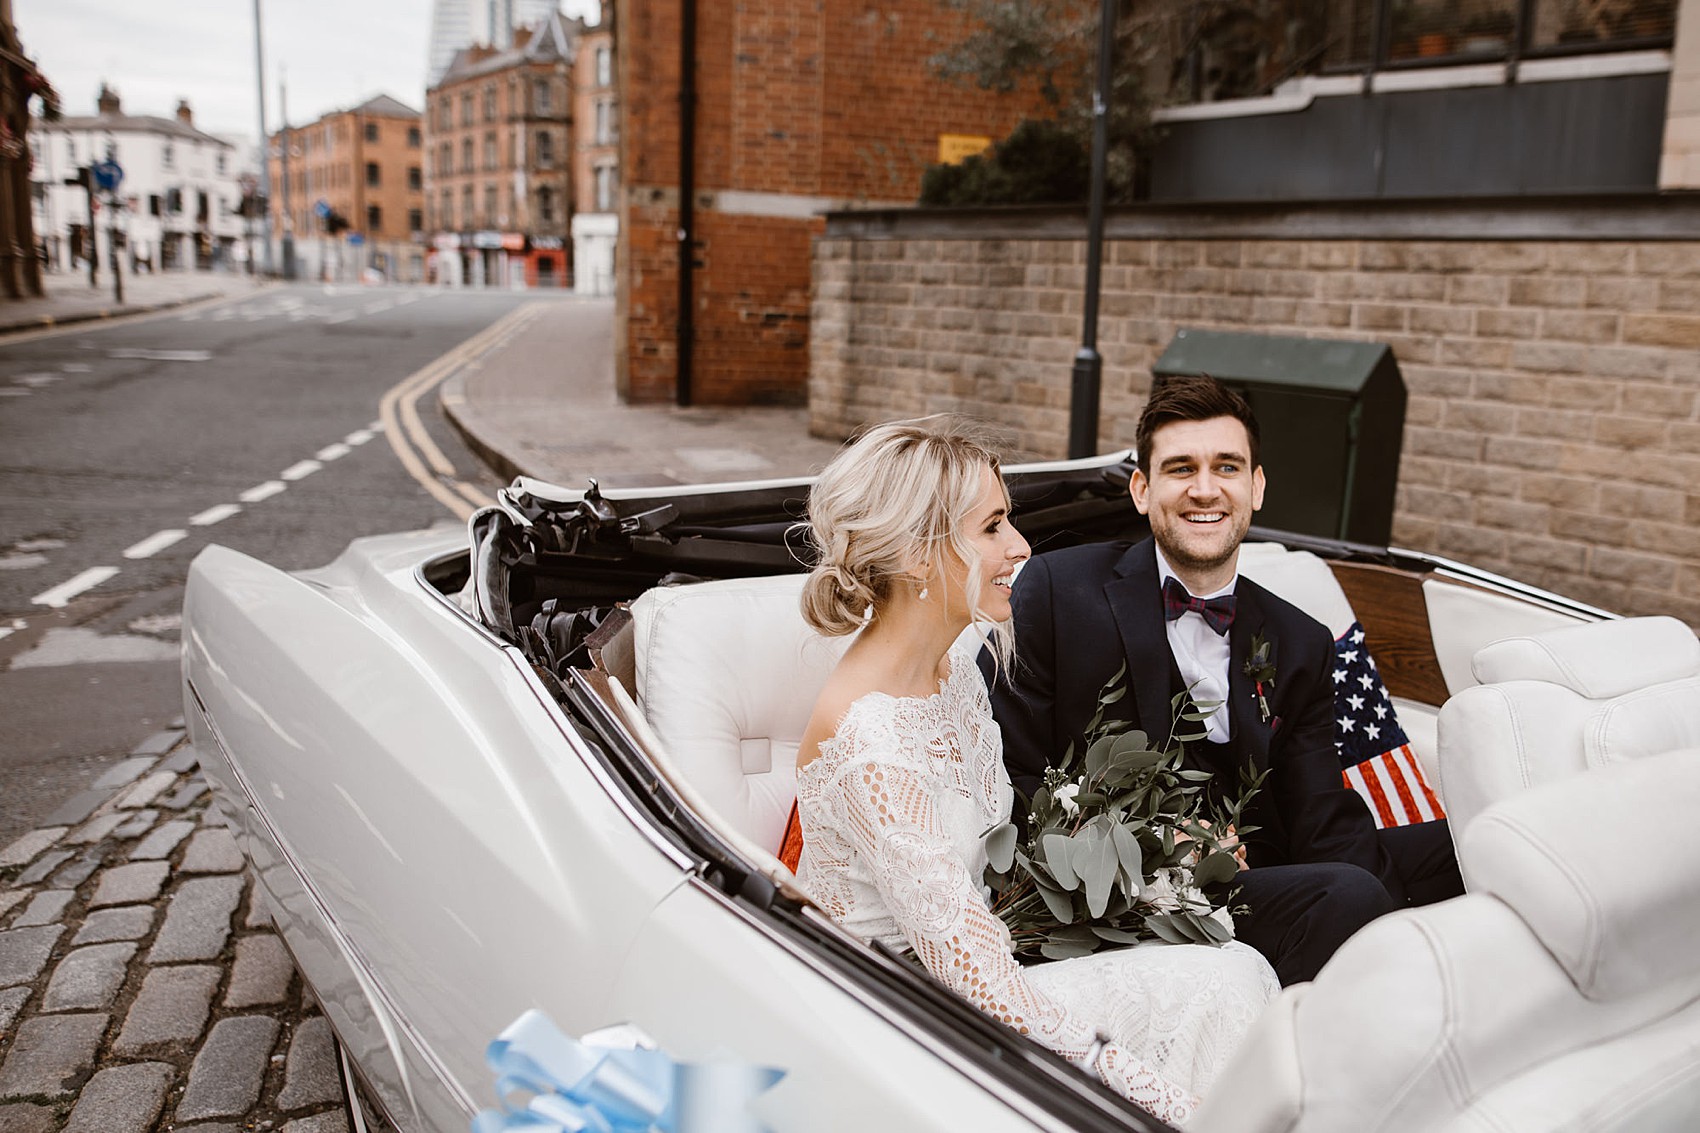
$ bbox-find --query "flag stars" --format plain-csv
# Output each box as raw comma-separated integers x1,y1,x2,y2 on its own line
1366,724,1381,740
1333,668,1348,684
1342,650,1359,664
1358,673,1376,690
1338,716,1357,733
1351,628,1366,645
1374,704,1388,719
1347,694,1365,711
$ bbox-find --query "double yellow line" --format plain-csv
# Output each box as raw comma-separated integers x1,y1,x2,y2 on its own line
378,302,546,520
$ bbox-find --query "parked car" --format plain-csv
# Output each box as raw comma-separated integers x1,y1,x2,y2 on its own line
180,454,1700,1133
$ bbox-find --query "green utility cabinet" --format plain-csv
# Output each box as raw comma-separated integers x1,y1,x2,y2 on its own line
1151,328,1406,546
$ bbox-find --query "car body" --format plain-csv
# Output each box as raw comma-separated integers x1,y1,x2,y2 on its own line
180,454,1623,1133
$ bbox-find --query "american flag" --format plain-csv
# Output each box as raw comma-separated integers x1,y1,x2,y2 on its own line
1331,621,1445,828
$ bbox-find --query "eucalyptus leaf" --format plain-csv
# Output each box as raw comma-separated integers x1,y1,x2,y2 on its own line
1143,914,1191,945
985,822,1017,873
1084,735,1115,778
1036,879,1076,924
1042,834,1079,889
1072,829,1119,918
1198,912,1234,943
1109,821,1144,887
1040,939,1097,960
1194,852,1240,887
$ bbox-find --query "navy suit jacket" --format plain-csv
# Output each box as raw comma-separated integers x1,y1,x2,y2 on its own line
988,537,1405,903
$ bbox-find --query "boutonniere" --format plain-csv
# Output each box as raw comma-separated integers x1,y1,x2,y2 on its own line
1243,631,1277,723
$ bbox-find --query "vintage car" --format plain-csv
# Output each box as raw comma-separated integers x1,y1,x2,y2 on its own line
180,454,1700,1133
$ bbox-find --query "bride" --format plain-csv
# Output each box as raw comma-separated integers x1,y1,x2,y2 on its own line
791,418,1277,1125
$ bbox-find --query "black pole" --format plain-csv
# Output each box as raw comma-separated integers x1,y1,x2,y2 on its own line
676,0,698,407
1069,0,1116,459
84,173,98,288
108,194,123,305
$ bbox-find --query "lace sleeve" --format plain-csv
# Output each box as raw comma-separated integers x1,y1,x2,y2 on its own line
824,709,1201,1123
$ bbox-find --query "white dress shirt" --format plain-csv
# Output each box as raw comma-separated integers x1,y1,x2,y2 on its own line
1154,546,1237,743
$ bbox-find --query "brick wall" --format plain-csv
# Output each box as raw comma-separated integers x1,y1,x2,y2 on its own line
615,0,1053,404
811,213,1700,625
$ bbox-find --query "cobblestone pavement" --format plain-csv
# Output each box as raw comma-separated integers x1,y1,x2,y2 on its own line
0,728,352,1133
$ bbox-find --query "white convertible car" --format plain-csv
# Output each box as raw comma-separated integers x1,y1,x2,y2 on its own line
180,455,1700,1133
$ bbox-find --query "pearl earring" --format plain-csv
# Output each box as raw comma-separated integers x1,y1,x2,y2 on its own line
918,585,930,601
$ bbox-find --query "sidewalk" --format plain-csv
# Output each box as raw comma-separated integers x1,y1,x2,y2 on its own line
0,269,264,336
442,297,845,489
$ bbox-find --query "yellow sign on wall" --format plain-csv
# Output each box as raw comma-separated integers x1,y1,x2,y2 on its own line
938,134,993,165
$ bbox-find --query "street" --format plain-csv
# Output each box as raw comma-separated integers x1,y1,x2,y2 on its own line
0,284,530,847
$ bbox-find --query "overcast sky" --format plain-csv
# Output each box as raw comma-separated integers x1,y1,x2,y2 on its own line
15,0,598,145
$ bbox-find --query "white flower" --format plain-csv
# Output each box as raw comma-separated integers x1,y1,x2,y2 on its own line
1054,782,1081,817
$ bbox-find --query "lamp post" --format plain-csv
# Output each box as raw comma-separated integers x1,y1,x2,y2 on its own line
1067,0,1118,460
253,0,275,275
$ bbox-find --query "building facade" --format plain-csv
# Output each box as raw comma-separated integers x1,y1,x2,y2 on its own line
267,94,426,284
429,0,563,84
2,1,49,298
571,10,617,296
425,13,579,289
613,0,1053,406
31,87,243,276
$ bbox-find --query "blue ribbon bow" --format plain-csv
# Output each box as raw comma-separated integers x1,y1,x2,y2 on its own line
471,1010,785,1133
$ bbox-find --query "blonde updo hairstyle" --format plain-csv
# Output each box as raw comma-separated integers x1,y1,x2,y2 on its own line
800,417,1015,669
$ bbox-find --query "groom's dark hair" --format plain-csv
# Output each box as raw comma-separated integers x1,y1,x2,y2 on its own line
1135,374,1260,475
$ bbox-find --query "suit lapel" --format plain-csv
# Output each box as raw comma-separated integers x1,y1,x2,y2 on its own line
1227,581,1273,772
1104,538,1174,743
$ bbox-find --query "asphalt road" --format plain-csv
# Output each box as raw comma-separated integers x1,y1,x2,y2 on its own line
0,283,531,847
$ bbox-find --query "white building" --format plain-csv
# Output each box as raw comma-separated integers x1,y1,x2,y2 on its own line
30,86,246,275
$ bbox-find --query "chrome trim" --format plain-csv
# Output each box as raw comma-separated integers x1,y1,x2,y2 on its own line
1391,546,1617,622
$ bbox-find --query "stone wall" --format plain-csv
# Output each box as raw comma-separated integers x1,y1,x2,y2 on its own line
810,203,1700,625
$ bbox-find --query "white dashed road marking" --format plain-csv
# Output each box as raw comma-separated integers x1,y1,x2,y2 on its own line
31,566,120,608
344,428,374,445
60,363,92,373
239,481,287,503
107,348,213,362
315,443,351,462
325,312,356,325
280,459,322,481
189,503,242,527
122,529,188,560
15,373,59,387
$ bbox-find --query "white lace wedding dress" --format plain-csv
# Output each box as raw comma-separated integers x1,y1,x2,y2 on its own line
794,645,1278,1125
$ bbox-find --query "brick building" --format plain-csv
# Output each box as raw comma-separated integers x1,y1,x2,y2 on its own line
425,13,580,289
267,94,426,283
571,12,617,296
613,0,1052,405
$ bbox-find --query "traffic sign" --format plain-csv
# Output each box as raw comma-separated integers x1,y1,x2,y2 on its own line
314,199,331,219
347,233,365,245
92,159,123,192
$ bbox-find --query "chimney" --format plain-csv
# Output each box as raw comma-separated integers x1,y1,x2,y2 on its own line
176,100,193,125
96,83,121,116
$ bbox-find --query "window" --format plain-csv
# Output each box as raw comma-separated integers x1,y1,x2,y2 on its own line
367,204,382,233
440,189,452,228
461,138,473,172
408,166,423,190
484,131,497,171
364,122,379,142
408,125,421,147
536,130,554,168
440,142,452,175
366,162,381,187
66,137,76,164
484,184,498,225
161,143,174,169
460,94,473,125
483,85,496,121
534,78,551,115
216,152,227,174
594,101,616,145
461,185,473,227
409,208,423,232
538,185,554,223
438,97,450,131
595,164,616,212
596,45,611,86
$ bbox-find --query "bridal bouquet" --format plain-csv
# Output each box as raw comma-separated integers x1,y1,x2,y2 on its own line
985,666,1265,962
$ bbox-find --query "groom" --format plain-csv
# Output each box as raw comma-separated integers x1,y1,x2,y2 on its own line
990,375,1462,985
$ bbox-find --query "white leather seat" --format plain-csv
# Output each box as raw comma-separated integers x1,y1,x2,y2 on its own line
1193,745,1700,1133
1436,616,1700,840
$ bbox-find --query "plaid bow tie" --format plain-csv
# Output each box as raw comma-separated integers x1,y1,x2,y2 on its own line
1162,576,1236,635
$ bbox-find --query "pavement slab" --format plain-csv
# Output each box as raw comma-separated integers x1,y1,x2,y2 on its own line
114,964,221,1053
0,988,27,1034
133,730,187,756
162,780,210,810
49,855,102,889
0,829,66,869
175,1015,280,1120
39,791,112,830
42,943,137,1012
0,1102,57,1133
70,905,154,946
116,772,177,810
149,875,243,963
88,860,170,908
0,1012,109,1099
180,828,244,874
11,852,72,888
110,808,160,839
0,891,23,921
129,819,196,861
0,926,64,988
276,1016,341,1111
60,1060,173,1133
225,934,294,1008
11,890,73,928
64,812,127,845
284,1113,350,1133
161,747,202,776
90,757,158,792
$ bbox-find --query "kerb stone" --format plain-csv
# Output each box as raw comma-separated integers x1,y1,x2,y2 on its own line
158,746,200,774
0,926,64,988
65,812,126,845
161,780,209,810
149,875,243,962
92,757,158,791
180,828,243,874
276,1016,340,1110
175,1015,280,1120
89,860,170,908
41,790,112,829
114,964,221,1053
0,1013,109,1098
128,819,196,861
71,906,155,946
110,809,159,839
62,1061,173,1133
42,943,137,1012
224,934,294,1007
0,829,67,869
116,772,177,810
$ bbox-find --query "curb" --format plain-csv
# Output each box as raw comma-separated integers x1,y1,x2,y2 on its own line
438,370,545,486
0,284,273,339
